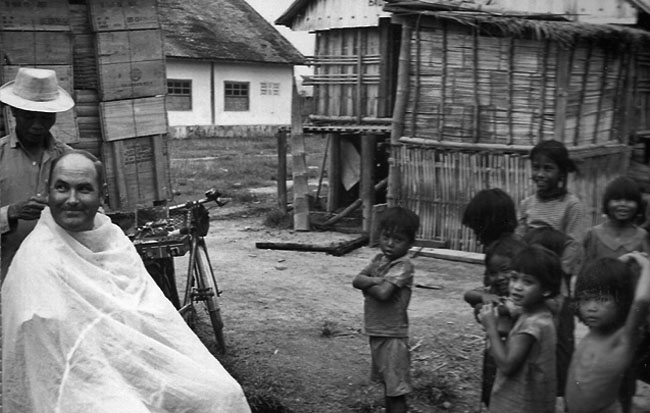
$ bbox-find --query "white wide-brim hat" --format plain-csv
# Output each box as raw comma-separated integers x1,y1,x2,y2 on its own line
0,67,75,113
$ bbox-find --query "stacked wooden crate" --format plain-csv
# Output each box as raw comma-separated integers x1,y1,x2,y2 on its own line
0,0,172,212
0,0,80,144
89,0,169,211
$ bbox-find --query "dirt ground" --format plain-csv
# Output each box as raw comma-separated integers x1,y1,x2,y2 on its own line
176,205,650,413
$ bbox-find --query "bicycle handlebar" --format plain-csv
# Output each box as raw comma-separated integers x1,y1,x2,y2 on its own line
169,189,231,212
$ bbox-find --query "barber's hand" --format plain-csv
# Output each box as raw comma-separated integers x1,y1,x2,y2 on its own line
8,196,48,221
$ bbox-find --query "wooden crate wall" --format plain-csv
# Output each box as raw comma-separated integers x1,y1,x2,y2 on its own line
0,0,80,144
88,0,171,211
401,18,630,148
0,0,171,212
395,144,629,252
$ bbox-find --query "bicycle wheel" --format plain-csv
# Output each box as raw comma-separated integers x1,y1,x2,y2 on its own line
192,238,226,354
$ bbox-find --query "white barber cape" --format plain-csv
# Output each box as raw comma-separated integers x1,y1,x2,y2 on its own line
2,208,250,413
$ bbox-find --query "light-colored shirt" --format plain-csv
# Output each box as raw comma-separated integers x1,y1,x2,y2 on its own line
517,192,586,277
489,309,557,413
583,221,650,263
360,254,414,337
0,131,70,277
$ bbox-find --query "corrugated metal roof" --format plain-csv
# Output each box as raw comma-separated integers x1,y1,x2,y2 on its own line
159,0,305,65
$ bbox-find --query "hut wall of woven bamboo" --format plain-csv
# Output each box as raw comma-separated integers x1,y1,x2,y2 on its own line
391,14,649,251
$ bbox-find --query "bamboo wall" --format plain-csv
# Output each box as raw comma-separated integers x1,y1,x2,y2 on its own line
308,21,398,122
401,19,631,147
396,144,629,252
391,15,640,251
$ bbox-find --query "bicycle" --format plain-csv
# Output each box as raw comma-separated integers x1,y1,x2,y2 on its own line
130,189,230,354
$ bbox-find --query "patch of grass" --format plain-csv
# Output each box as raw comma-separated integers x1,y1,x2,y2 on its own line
168,135,327,209
263,208,293,229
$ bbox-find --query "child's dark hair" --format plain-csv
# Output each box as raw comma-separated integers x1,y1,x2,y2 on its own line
523,226,569,258
602,176,643,220
484,235,526,267
575,258,635,324
378,206,420,243
530,140,577,176
510,244,562,297
462,188,517,246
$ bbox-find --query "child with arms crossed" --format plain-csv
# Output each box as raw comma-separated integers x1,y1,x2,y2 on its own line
480,244,561,413
352,206,420,413
565,253,650,413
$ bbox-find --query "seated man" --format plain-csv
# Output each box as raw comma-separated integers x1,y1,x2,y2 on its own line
2,150,251,412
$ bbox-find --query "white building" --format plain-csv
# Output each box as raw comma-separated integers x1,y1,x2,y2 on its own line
159,0,305,139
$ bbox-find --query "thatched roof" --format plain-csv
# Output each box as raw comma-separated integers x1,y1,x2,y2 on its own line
384,0,650,49
159,0,305,65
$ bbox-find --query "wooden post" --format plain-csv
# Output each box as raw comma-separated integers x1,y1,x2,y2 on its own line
388,21,412,206
361,133,377,232
291,80,310,230
327,132,341,212
276,128,288,213
554,46,572,145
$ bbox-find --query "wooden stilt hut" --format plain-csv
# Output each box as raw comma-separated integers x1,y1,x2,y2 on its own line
384,1,650,252
276,0,400,232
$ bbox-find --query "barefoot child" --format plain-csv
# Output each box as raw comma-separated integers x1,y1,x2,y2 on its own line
582,176,650,412
480,244,561,412
352,206,420,413
565,252,650,413
464,236,526,408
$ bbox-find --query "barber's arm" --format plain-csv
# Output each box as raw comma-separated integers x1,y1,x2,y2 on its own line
1,196,48,233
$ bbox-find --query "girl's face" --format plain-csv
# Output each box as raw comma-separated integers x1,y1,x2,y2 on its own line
485,254,512,296
379,230,412,261
531,154,563,197
577,292,621,332
509,271,547,309
607,198,638,223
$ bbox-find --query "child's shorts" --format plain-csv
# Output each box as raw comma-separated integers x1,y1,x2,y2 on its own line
369,336,412,397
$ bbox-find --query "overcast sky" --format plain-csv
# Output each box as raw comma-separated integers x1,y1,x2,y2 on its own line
244,0,315,56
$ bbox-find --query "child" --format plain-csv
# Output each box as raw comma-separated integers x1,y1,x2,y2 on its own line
565,253,650,413
516,139,586,286
464,236,526,408
523,227,575,402
462,188,519,248
584,176,650,262
352,206,420,413
480,244,561,412
582,176,650,412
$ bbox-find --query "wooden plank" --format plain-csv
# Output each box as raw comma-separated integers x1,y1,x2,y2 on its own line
0,31,72,65
95,29,165,100
255,234,368,257
99,96,167,141
101,134,171,211
88,0,159,32
291,81,310,230
411,247,484,265
276,129,288,212
0,0,70,31
360,133,376,232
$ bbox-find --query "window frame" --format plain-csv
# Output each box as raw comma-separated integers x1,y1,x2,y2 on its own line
167,79,192,111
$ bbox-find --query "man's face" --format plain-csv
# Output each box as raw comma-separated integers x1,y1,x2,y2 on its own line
49,154,102,232
11,107,56,146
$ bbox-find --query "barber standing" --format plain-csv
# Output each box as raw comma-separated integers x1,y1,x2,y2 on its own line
0,67,74,279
